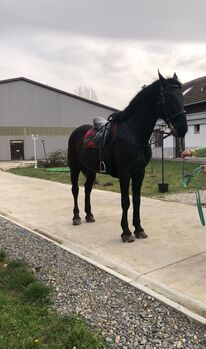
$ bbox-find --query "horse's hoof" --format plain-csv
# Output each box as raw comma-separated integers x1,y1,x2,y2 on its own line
73,218,82,225
121,234,135,243
134,230,148,239
85,215,95,223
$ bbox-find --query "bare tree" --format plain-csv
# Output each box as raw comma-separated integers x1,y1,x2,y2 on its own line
74,86,98,102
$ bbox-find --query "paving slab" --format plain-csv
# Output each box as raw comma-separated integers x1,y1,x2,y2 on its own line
0,170,206,319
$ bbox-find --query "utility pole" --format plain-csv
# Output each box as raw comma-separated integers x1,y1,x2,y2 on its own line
41,140,48,166
31,134,39,169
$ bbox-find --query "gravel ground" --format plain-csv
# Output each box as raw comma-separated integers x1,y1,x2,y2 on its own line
0,216,206,349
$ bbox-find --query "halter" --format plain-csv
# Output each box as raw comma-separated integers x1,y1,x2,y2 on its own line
158,84,186,135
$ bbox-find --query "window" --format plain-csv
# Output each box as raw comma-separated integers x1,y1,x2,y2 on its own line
194,124,200,134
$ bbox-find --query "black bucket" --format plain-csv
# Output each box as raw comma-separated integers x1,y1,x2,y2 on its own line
158,183,169,193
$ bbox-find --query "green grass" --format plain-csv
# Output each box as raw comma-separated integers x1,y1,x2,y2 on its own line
7,160,206,197
0,252,111,349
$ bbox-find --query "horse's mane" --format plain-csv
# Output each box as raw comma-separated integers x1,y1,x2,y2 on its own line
108,77,181,123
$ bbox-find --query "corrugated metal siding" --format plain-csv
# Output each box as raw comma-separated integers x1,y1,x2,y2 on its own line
0,127,74,136
0,80,113,127
0,135,72,160
0,80,115,160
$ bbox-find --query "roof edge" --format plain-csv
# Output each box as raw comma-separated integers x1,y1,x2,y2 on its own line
185,99,206,107
0,77,119,112
183,75,206,87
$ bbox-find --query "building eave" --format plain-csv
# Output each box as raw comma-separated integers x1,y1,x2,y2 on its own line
0,77,119,112
184,99,206,107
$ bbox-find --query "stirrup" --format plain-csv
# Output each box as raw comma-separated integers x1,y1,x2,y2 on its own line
100,161,106,173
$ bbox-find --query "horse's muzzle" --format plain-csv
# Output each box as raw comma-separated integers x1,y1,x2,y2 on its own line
173,124,188,138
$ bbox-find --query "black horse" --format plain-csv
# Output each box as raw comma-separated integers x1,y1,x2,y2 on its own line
68,72,188,242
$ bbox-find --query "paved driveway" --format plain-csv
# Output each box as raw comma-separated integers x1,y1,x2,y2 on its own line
0,169,206,320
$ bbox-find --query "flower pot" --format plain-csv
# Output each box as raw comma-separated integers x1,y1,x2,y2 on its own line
158,183,169,193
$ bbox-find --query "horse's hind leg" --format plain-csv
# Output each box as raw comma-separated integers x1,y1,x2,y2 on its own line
84,170,96,223
71,167,81,225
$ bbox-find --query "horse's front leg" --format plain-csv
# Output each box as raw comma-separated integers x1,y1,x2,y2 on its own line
119,174,135,243
132,171,148,239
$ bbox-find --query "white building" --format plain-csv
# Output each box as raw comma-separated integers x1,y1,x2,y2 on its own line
0,77,117,161
152,76,206,158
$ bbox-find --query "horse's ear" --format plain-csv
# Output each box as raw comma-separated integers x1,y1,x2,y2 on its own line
173,72,178,80
158,70,166,86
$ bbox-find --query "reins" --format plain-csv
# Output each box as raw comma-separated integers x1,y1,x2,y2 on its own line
153,129,173,141
181,159,205,226
158,85,186,134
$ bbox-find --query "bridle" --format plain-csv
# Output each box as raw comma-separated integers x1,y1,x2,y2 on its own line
158,84,186,136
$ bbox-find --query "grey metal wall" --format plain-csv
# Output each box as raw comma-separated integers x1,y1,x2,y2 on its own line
0,80,115,160
0,135,70,161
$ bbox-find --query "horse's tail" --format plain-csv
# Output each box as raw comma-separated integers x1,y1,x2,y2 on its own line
68,125,92,171
67,147,71,167
68,129,79,168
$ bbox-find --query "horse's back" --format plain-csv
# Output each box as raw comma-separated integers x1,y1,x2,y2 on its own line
69,124,92,144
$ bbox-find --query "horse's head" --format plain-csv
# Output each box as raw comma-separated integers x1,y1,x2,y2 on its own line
158,71,188,137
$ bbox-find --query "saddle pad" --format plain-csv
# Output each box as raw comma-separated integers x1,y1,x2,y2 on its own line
83,128,98,148
83,123,117,149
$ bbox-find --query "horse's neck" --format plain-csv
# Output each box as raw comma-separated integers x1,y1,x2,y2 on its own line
115,84,159,145
124,101,158,144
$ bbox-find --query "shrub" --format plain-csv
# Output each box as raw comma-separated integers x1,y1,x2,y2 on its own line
48,149,67,167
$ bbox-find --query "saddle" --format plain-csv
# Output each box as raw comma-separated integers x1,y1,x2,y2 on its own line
83,117,115,173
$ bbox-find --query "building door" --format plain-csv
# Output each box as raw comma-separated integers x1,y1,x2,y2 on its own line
10,140,24,160
175,137,185,158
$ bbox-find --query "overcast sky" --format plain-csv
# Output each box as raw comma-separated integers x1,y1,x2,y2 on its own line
1,0,206,108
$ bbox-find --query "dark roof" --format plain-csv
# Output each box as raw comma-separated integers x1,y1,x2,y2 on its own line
183,75,206,106
0,77,118,112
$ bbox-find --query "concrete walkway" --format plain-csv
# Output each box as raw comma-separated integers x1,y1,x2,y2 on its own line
0,160,35,170
0,169,206,320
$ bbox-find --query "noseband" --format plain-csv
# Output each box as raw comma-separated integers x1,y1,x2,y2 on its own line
158,85,186,134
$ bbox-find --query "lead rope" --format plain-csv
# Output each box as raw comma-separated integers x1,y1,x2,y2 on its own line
181,159,205,226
